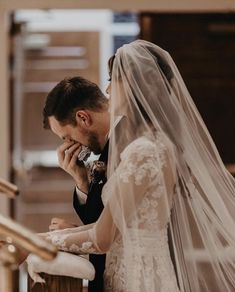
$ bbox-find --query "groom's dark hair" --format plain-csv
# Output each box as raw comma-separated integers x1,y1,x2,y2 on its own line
43,76,108,129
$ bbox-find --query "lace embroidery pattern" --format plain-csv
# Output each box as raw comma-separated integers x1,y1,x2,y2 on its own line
46,233,97,254
105,229,179,292
105,136,179,291
119,135,167,186
46,233,68,250
119,136,170,231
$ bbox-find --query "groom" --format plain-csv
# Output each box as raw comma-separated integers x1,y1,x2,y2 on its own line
43,76,111,292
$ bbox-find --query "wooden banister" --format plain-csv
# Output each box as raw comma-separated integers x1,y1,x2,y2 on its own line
0,183,57,292
0,214,57,261
0,178,19,198
0,178,83,292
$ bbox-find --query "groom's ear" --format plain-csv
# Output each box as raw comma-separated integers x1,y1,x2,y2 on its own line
75,110,92,128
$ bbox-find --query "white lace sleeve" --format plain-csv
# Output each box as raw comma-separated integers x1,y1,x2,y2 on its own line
45,228,102,254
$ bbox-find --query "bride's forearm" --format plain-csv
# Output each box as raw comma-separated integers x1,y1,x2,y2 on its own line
44,227,103,255
37,224,96,247
55,223,95,234
73,223,95,232
41,223,95,238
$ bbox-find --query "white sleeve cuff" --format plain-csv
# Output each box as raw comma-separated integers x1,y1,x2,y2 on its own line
76,186,88,205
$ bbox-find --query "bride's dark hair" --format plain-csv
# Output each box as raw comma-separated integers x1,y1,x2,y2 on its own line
108,52,174,121
108,51,173,84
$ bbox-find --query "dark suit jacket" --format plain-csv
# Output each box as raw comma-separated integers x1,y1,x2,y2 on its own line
73,141,109,292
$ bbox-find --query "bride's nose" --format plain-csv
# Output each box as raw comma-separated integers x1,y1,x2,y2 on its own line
106,83,111,95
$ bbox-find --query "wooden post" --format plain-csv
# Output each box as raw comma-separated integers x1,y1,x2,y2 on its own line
28,274,83,292
0,266,14,292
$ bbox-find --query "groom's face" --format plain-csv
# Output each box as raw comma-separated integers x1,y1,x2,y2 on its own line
49,116,103,154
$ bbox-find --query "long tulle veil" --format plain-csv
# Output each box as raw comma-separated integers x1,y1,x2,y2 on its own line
104,40,235,291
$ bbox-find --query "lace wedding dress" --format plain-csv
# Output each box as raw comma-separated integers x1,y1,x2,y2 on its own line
103,135,180,292
47,135,180,292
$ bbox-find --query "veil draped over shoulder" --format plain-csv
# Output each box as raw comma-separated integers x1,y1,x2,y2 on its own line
104,40,235,291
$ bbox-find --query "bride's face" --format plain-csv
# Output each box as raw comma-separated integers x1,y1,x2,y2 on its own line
105,82,111,97
106,79,131,118
107,56,132,117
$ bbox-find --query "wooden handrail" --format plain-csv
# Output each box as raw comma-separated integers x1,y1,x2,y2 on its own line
0,178,19,198
0,214,57,261
0,179,57,292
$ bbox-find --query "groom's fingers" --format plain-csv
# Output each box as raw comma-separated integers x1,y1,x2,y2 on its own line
49,224,75,231
63,143,81,166
49,217,62,231
49,218,78,231
57,141,74,165
49,224,58,231
70,145,83,166
51,217,62,225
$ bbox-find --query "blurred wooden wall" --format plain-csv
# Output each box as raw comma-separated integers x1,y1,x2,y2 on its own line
13,29,100,232
140,13,235,167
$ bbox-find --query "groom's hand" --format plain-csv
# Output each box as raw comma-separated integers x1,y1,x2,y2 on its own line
49,217,78,231
57,141,89,193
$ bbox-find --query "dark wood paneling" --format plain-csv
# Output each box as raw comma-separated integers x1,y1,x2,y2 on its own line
28,273,82,292
140,13,235,164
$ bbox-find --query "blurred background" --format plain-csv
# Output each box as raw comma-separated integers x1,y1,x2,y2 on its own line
11,9,140,234
0,2,235,291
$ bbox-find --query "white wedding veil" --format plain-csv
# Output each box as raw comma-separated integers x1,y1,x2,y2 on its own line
104,40,235,291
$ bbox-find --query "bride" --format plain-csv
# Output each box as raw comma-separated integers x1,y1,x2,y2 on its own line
40,40,235,291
